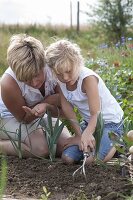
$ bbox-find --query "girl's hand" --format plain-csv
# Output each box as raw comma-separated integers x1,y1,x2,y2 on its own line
23,103,47,117
81,130,95,153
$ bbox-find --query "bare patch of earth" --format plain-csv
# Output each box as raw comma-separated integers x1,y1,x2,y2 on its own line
2,156,133,200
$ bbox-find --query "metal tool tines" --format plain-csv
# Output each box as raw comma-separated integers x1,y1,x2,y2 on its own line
72,151,94,181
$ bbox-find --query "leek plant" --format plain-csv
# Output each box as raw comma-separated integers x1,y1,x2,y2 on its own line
0,122,22,159
109,117,133,156
93,111,104,157
0,110,65,161
0,111,103,162
0,117,42,159
39,110,65,162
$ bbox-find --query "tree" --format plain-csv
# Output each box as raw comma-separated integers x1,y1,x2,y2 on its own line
85,0,133,42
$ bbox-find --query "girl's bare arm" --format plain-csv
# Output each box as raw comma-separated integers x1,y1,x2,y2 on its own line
59,86,81,136
81,75,101,152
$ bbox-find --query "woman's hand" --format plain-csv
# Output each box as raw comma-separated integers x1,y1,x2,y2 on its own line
23,103,47,117
81,129,95,153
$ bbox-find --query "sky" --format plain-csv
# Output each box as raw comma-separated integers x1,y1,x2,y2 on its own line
0,0,97,26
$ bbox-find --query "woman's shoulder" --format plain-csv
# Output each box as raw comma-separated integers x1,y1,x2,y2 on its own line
3,67,14,76
0,73,21,99
1,67,25,93
1,71,17,86
1,67,17,82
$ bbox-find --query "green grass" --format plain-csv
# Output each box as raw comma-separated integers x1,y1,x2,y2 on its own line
0,24,105,73
0,23,132,122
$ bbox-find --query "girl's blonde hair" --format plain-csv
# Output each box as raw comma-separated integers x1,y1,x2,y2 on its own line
45,39,84,75
7,34,46,82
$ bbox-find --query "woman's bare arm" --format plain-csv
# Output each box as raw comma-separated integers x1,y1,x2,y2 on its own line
1,74,36,123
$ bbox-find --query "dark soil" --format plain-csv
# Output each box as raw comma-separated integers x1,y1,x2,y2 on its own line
4,156,133,200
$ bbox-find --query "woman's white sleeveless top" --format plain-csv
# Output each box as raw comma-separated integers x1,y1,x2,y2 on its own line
59,67,123,123
0,66,57,118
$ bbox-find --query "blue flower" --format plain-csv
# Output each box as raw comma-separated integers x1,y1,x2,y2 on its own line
115,43,120,48
99,43,108,49
127,37,132,41
121,36,125,43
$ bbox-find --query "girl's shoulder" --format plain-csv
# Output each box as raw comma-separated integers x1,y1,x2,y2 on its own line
45,65,57,85
80,67,99,79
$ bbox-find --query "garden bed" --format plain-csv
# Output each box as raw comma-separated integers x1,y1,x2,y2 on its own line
4,156,133,200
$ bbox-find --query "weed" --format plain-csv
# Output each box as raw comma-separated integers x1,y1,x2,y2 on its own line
40,186,51,200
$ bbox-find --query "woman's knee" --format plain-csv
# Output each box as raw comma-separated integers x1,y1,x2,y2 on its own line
31,146,49,157
24,131,49,157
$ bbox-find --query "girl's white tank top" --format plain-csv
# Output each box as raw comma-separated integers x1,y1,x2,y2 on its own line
59,67,123,123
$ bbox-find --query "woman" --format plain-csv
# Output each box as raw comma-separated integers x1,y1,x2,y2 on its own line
0,34,71,158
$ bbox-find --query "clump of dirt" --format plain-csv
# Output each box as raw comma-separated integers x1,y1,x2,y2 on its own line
3,156,133,200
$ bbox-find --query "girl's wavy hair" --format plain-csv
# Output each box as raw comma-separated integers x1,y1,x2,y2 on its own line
45,39,84,75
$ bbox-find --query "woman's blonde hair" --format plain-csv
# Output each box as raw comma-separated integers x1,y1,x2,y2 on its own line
45,39,84,75
7,34,46,82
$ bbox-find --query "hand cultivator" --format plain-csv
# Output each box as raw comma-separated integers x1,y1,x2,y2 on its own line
72,151,94,181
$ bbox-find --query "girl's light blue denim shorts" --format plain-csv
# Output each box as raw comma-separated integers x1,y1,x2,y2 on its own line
62,120,124,161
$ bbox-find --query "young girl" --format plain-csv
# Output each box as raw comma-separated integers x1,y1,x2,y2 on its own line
45,39,124,164
0,34,71,158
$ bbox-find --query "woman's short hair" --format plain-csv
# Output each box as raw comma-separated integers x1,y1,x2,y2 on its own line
45,39,84,75
7,34,46,82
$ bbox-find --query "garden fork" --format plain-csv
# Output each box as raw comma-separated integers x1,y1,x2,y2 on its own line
72,151,94,181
